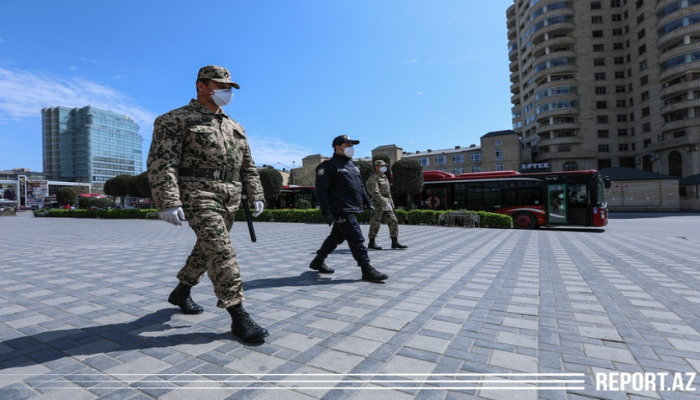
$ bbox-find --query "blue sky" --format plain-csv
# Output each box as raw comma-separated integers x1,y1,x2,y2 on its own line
0,1,514,173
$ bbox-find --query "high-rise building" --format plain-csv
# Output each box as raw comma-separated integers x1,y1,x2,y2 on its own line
42,106,142,190
507,0,700,178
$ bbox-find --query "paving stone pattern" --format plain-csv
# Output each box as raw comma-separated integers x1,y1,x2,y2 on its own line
0,213,699,399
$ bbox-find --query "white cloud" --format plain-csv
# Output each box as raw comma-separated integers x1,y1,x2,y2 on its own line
0,66,156,134
246,134,313,170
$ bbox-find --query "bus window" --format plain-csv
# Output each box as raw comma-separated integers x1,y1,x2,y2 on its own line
567,183,588,204
547,184,567,224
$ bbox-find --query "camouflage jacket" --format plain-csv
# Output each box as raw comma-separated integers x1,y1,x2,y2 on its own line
365,172,393,209
146,99,263,210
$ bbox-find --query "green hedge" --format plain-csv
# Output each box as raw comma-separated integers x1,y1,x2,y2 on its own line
35,207,512,228
35,209,159,219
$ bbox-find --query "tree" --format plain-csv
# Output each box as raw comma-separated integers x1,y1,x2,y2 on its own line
136,171,152,199
105,175,130,207
126,175,140,198
56,187,77,206
258,167,283,207
391,159,424,210
354,160,373,182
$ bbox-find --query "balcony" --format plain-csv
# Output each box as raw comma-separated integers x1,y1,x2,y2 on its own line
537,136,584,147
660,77,700,98
661,98,700,114
661,117,700,132
660,60,700,81
657,24,700,50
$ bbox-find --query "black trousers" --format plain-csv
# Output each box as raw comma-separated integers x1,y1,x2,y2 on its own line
316,213,370,266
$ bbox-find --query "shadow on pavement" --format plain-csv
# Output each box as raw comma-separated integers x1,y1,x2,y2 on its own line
245,271,360,290
0,308,231,370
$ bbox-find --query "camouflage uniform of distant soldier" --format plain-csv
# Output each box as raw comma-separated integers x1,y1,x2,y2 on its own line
365,160,407,250
147,65,269,343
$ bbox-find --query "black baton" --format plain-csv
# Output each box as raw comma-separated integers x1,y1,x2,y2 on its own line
241,194,257,242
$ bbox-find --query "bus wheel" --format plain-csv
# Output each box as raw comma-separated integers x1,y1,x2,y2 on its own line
512,212,537,229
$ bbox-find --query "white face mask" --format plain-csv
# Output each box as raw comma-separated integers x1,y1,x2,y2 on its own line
343,146,355,158
379,166,387,173
211,88,233,107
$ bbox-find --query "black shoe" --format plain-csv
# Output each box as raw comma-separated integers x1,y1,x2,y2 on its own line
227,304,269,343
391,237,408,249
368,238,382,250
360,263,389,281
309,256,335,273
168,282,204,315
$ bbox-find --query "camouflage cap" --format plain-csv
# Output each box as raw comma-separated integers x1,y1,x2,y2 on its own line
374,160,387,167
197,65,240,89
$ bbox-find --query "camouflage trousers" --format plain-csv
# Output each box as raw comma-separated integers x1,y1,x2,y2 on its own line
177,203,244,309
368,210,399,238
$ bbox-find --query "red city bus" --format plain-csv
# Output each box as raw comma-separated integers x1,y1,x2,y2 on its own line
420,170,609,229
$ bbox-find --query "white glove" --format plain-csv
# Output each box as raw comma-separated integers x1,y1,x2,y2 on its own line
253,201,264,217
383,204,393,211
159,206,186,226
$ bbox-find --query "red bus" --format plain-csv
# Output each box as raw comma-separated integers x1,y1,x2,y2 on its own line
275,185,317,209
420,170,609,229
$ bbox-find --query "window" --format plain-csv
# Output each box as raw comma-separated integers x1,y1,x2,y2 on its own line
597,101,608,109
636,0,644,9
617,115,627,122
613,42,624,50
496,164,504,171
638,29,645,39
596,87,607,94
597,115,609,123
471,165,482,173
615,71,625,79
643,138,651,148
598,159,612,169
619,144,630,151
639,60,647,70
637,14,645,24
471,152,481,162
452,167,464,174
616,85,626,93
618,128,628,136
598,130,610,138
611,0,621,7
591,2,602,9
642,107,650,117
594,58,606,66
639,45,646,55
617,99,627,107
640,75,648,85
595,72,607,80
452,154,464,164
592,16,603,23
599,144,610,152
614,57,625,64
613,28,623,36
643,122,651,132
641,91,650,101
419,157,429,167
593,44,605,52
495,149,503,160
593,30,604,38
612,14,623,21
435,155,446,165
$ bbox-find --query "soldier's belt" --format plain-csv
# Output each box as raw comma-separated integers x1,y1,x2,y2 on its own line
178,168,240,182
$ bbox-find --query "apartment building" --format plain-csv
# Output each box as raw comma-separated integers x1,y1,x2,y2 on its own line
507,0,700,178
42,106,142,190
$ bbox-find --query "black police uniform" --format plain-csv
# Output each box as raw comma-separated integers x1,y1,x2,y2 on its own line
314,153,373,265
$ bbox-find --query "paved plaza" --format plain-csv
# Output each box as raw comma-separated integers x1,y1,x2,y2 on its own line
0,212,699,399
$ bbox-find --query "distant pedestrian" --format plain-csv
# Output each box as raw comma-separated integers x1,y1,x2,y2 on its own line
147,65,268,343
308,135,389,281
366,160,407,250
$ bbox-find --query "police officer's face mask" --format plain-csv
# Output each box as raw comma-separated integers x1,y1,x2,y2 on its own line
343,146,355,158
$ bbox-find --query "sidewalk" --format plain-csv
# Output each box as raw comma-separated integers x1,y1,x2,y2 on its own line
0,213,699,399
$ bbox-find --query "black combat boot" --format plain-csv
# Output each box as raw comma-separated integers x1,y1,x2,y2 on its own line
227,303,269,343
360,263,389,281
391,237,408,249
168,282,204,315
368,237,382,250
309,255,335,273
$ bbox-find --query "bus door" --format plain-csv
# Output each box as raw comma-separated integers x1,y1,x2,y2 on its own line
547,184,567,224
422,187,447,210
566,183,589,225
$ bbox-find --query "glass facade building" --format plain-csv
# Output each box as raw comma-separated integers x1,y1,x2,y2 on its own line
42,106,142,190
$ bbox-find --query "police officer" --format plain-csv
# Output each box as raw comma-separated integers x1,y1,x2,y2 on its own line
366,160,407,250
308,135,389,281
147,65,268,343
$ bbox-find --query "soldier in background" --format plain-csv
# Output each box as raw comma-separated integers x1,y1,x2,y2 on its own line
147,65,268,343
365,160,407,250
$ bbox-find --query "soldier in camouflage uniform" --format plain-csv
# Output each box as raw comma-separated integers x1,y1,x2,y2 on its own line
147,65,268,343
366,160,407,250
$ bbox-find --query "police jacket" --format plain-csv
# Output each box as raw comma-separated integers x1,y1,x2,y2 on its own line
315,153,372,216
